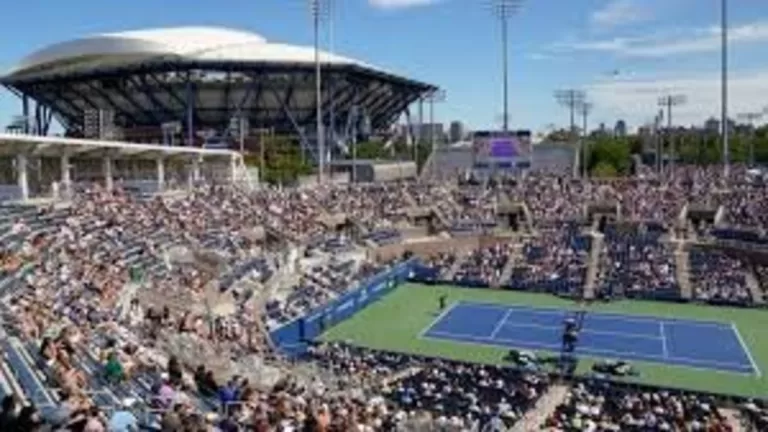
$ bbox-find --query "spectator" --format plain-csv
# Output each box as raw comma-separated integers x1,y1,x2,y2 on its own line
107,399,139,432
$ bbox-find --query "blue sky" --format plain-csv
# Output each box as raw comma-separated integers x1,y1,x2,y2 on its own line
2,0,768,135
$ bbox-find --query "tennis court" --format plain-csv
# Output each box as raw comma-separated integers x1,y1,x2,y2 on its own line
421,301,760,375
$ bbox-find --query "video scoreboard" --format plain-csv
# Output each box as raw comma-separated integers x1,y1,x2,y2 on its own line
472,130,532,169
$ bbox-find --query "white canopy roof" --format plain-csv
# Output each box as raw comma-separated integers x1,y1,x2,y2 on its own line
0,132,239,160
5,26,383,79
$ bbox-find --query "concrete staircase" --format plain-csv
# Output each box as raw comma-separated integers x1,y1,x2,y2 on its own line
714,205,726,226
511,384,570,432
583,232,603,300
402,188,419,208
431,206,451,231
497,243,523,287
521,202,535,234
675,244,693,300
745,264,766,305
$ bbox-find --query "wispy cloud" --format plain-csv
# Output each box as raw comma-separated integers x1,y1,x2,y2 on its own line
527,53,554,61
368,0,439,9
587,69,768,128
559,20,768,57
591,0,651,29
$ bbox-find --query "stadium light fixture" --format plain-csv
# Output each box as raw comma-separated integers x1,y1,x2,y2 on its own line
491,0,523,133
325,0,338,154
310,0,331,183
424,89,447,155
578,101,593,178
554,89,585,178
554,89,586,140
721,0,730,179
737,112,762,166
657,94,687,175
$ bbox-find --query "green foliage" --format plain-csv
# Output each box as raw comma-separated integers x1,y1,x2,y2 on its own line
585,136,631,176
243,135,312,185
582,125,768,177
353,141,391,160
591,161,618,178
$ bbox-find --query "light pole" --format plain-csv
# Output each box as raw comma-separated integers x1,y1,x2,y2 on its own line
578,101,593,178
654,110,664,174
555,89,585,178
326,0,337,163
737,112,762,166
555,89,585,139
658,94,687,175
424,89,447,155
310,0,329,183
491,0,522,133
721,0,730,178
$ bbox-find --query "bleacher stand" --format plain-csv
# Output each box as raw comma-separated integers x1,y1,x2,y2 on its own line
597,225,679,300
505,224,590,296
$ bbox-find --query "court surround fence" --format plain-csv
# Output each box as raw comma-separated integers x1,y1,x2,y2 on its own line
269,258,416,357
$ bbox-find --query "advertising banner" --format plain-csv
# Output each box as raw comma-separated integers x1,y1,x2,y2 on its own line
270,259,415,356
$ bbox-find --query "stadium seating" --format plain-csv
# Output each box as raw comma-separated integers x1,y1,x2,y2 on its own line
505,224,590,296
597,225,679,300
689,249,752,305
0,167,764,430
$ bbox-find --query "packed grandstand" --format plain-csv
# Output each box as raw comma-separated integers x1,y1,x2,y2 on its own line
0,163,764,431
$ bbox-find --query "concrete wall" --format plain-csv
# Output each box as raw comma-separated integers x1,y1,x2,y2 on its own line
370,234,517,262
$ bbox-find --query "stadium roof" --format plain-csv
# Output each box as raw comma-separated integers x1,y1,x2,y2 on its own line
0,132,239,160
2,26,409,83
1,26,436,140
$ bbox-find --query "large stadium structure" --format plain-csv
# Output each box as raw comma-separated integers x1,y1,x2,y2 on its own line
0,26,437,160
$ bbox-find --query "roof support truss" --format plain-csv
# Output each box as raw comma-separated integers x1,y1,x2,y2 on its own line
263,73,314,161
133,75,177,121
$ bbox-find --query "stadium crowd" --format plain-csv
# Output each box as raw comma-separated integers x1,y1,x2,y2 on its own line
0,164,765,430
545,380,736,431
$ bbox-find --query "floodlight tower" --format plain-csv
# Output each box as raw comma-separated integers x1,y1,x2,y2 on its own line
424,89,447,154
737,112,762,166
578,101,593,178
658,94,687,175
555,89,585,178
555,90,586,141
491,0,523,132
721,0,730,179
326,0,337,155
310,0,330,183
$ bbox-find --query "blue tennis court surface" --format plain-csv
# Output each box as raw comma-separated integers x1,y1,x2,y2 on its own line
421,301,760,375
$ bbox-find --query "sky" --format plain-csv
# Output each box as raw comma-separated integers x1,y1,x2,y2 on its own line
1,0,768,135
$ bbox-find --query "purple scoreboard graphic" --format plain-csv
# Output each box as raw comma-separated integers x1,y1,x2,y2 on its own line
473,131,531,167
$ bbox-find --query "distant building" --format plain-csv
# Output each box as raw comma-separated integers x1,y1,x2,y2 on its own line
614,120,627,137
415,123,445,143
704,117,720,133
449,121,465,142
637,125,653,137
593,122,610,138
703,117,736,134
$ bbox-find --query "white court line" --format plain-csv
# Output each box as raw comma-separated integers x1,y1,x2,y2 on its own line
660,322,669,359
730,322,762,377
424,329,755,373
417,302,459,339
489,308,515,339
455,300,733,328
498,320,663,341
420,330,756,376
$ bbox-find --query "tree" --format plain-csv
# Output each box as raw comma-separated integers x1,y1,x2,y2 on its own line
591,161,618,177
586,136,631,176
243,135,312,185
353,141,390,160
